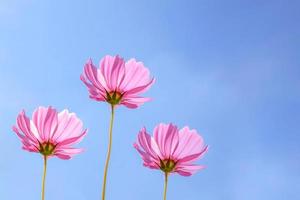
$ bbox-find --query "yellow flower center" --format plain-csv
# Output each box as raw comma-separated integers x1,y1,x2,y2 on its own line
106,91,122,105
160,159,176,173
39,142,56,156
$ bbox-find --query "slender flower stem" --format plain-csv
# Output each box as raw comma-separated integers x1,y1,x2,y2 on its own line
41,156,47,200
163,172,169,200
102,105,115,200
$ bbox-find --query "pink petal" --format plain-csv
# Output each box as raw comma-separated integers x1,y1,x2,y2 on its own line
16,111,40,143
32,106,58,142
121,97,152,109
13,125,39,152
153,123,179,159
137,128,160,160
134,143,159,169
54,148,84,160
100,55,125,91
51,109,84,142
80,74,107,101
175,164,206,176
56,129,87,148
122,77,155,97
22,145,39,153
177,145,208,164
173,126,207,160
83,59,107,93
120,59,153,91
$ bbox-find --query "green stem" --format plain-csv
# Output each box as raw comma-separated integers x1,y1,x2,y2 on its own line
101,105,115,200
41,156,47,200
163,172,169,200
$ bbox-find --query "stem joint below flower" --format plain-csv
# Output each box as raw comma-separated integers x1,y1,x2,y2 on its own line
160,159,176,173
106,91,123,105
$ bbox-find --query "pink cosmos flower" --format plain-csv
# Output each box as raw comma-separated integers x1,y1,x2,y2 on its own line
80,55,154,200
13,106,87,200
134,123,208,176
12,106,87,160
80,55,155,108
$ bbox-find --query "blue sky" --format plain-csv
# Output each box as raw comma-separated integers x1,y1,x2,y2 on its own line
0,0,299,199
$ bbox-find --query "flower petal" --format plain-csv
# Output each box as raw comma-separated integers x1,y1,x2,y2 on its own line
100,55,125,91
153,123,179,159
134,143,160,169
56,129,87,148
32,106,58,142
136,128,161,161
177,145,208,164
16,110,40,143
121,97,152,109
123,78,155,97
51,109,84,142
175,164,205,176
173,126,207,160
120,59,153,91
54,148,84,160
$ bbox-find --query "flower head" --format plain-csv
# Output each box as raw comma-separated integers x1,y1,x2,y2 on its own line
134,123,208,176
12,106,87,160
80,55,155,108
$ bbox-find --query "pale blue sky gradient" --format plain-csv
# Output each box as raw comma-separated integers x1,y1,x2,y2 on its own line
0,0,300,199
